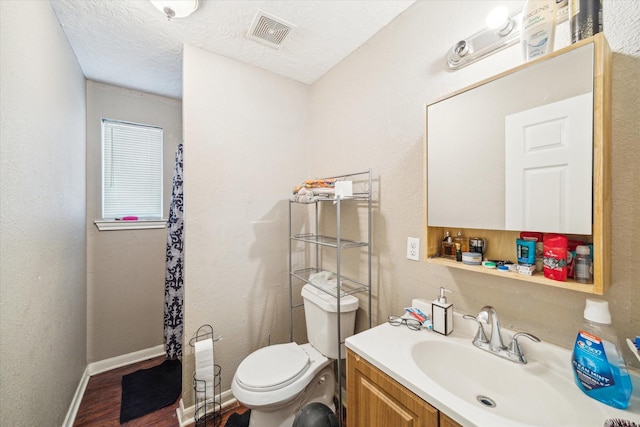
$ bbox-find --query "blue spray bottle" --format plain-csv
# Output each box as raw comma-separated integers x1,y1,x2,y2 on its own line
571,299,633,409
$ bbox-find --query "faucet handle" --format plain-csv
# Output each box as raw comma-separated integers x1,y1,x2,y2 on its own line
507,332,541,363
463,314,489,344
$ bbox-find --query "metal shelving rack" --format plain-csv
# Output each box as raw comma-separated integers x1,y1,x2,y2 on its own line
288,169,372,427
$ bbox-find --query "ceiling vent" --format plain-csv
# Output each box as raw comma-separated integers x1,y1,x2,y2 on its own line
246,9,296,49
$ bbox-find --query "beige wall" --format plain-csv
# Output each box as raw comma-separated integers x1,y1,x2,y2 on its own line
0,1,87,425
310,0,640,358
86,81,182,362
183,45,309,405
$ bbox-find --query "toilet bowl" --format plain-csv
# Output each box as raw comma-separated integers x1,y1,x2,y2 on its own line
231,343,335,427
231,284,359,427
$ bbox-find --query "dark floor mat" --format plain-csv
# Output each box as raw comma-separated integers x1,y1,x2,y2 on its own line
119,358,182,424
224,409,251,427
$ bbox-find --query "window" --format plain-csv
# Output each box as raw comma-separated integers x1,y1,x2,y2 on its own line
101,119,163,221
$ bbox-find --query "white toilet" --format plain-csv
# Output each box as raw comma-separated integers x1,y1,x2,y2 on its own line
231,283,359,427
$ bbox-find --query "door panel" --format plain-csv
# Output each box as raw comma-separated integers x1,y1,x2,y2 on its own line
505,93,593,233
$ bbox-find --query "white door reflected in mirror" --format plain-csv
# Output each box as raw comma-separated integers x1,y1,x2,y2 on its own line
505,93,593,234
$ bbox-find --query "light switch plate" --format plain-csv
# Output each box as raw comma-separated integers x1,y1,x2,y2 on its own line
407,237,420,261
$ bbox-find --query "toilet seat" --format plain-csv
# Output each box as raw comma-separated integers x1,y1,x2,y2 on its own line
231,343,331,409
235,343,310,392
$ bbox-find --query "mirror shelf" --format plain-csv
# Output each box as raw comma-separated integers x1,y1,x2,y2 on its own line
428,258,600,294
423,34,611,296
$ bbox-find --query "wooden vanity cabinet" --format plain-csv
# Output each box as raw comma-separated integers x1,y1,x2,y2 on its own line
347,349,462,427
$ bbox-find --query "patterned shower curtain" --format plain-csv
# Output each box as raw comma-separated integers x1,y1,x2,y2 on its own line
164,143,184,359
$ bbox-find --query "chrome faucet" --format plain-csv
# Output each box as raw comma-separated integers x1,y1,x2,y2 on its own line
464,306,540,364
477,306,505,351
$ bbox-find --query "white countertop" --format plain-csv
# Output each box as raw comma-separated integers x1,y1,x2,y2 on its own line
345,312,640,427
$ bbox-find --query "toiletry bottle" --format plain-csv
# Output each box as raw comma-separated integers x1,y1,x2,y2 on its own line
432,287,453,335
455,243,462,262
469,237,486,256
441,231,455,259
535,241,544,272
574,245,593,284
569,0,602,43
521,0,557,61
516,238,537,265
453,231,468,253
572,299,633,409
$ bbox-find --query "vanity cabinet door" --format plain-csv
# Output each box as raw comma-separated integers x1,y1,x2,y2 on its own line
347,349,439,427
440,412,463,427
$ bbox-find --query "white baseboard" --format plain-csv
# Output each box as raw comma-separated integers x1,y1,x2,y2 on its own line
62,366,90,427
88,344,165,376
177,390,238,427
63,345,166,426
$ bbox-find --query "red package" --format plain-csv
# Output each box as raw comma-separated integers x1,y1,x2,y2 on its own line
543,234,568,282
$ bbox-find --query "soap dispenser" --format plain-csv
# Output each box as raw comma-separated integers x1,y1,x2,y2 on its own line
432,287,453,335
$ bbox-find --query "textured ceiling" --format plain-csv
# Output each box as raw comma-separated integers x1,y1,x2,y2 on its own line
50,0,416,99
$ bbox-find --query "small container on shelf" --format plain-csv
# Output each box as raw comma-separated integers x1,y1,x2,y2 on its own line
569,0,602,43
461,252,482,265
453,231,469,253
441,231,456,259
469,237,486,256
574,245,593,284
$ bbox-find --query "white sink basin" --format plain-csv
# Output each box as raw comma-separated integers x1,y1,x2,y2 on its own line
411,340,594,425
346,312,640,427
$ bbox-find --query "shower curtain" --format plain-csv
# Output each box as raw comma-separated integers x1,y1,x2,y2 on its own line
164,143,184,359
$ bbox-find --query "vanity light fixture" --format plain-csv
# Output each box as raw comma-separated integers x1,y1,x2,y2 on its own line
150,0,201,21
447,6,521,70
447,3,569,70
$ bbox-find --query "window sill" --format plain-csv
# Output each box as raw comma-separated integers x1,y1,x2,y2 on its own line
94,219,167,231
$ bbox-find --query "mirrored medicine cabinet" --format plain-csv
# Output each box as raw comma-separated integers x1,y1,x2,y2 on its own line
423,33,611,295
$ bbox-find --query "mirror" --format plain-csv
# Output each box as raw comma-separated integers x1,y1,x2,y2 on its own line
427,42,594,234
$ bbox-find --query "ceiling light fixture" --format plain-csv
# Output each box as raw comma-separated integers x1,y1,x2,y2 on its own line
150,0,201,21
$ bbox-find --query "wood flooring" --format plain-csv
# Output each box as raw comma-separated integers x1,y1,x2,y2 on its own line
73,355,246,427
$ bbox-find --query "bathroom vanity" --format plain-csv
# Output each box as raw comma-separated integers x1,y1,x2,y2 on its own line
345,312,640,426
424,34,612,295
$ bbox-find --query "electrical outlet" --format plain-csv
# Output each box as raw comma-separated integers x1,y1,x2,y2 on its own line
407,237,420,261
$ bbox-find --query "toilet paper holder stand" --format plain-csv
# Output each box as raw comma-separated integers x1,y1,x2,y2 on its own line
189,324,222,427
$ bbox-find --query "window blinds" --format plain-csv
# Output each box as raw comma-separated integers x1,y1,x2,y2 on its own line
102,119,163,219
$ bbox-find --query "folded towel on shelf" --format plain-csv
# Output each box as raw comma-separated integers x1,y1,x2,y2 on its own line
290,187,335,203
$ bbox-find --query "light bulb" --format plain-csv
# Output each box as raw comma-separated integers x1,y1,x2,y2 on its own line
486,6,513,36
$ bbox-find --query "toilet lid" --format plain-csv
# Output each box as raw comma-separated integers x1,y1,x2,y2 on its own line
235,343,311,392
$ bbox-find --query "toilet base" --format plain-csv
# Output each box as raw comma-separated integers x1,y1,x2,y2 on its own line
247,365,336,427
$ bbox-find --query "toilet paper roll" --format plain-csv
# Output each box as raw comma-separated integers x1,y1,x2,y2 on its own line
195,338,214,400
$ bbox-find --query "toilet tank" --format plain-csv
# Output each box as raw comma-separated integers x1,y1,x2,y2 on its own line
301,284,359,359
